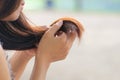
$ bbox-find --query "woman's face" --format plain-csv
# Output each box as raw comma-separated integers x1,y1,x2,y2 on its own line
2,0,25,21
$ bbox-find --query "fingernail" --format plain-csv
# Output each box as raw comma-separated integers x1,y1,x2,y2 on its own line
56,20,63,26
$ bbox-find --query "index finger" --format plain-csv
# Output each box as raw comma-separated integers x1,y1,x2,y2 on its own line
48,20,63,35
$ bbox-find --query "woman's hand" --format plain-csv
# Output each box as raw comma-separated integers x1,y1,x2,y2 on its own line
30,20,76,80
36,20,76,62
51,30,76,62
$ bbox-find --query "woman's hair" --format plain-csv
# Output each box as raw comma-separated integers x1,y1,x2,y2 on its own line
0,0,84,50
0,0,46,50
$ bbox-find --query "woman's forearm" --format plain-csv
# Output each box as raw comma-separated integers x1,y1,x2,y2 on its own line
9,51,33,80
30,55,50,80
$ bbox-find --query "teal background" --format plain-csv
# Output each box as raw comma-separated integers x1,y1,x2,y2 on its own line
25,0,120,13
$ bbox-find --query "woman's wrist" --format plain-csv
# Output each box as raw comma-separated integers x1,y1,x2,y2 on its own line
30,54,50,80
35,53,51,70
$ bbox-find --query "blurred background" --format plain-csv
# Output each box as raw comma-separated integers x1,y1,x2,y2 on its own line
9,0,120,80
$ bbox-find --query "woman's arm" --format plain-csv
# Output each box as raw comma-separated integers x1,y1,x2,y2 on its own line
30,55,50,80
30,20,76,80
30,20,64,80
0,46,11,80
9,49,35,80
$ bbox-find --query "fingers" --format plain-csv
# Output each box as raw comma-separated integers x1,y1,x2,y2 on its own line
59,31,77,60
48,20,63,35
64,31,77,53
68,31,77,42
66,30,76,46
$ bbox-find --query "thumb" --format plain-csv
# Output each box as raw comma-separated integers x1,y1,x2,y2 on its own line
49,20,63,34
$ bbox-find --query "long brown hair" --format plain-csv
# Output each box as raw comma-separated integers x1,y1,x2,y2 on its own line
0,0,84,50
0,0,46,50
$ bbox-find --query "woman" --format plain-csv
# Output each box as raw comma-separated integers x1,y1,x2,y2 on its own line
0,0,76,80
